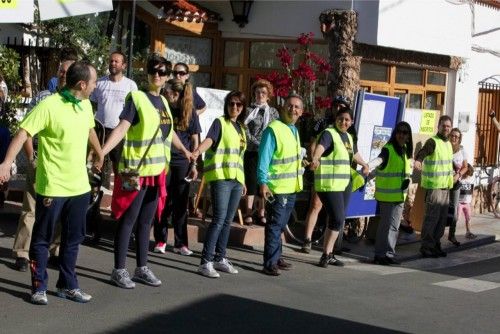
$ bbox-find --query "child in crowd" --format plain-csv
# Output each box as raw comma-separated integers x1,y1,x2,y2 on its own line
458,163,476,239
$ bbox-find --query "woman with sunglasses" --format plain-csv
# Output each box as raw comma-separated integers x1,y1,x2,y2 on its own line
370,122,413,265
152,78,201,256
192,91,247,278
102,54,192,289
310,108,369,268
448,127,469,246
172,62,206,115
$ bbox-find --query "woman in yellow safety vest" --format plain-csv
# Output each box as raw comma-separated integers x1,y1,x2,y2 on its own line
370,121,413,265
102,54,192,289
193,91,247,278
310,107,369,268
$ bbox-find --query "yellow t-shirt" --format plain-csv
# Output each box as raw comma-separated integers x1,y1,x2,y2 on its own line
20,93,94,197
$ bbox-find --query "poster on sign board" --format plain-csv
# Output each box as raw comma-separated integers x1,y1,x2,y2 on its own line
364,126,392,200
419,110,437,135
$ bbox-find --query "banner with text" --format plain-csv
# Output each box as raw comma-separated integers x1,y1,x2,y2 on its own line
0,0,34,23
39,0,113,21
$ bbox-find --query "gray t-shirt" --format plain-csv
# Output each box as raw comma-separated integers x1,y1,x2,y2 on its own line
90,75,138,128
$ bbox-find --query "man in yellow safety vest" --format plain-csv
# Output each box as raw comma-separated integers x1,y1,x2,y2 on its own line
258,94,304,276
414,115,454,258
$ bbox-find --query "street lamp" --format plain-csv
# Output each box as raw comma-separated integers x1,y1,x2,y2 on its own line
230,0,253,28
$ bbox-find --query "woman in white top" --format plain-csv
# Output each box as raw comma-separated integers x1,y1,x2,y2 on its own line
448,128,469,246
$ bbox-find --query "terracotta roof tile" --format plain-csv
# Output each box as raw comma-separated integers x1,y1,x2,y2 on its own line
475,0,500,10
152,0,221,23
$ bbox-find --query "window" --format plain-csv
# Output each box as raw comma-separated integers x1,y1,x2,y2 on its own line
427,71,447,86
218,38,328,100
165,35,212,66
250,42,296,69
360,62,447,111
360,63,388,82
396,67,423,85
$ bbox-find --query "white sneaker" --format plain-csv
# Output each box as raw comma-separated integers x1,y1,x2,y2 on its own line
198,262,220,278
173,246,193,256
111,268,136,289
133,266,162,287
153,242,166,254
214,258,238,274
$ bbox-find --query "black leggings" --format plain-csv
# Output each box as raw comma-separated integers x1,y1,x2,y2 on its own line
317,184,352,231
153,162,190,247
114,185,159,269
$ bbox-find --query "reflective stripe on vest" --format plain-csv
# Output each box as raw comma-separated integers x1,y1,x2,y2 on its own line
421,136,453,189
267,120,303,194
314,128,352,192
118,91,172,176
375,143,412,202
204,117,246,184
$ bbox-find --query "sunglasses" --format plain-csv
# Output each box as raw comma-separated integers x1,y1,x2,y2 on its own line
148,68,170,77
229,102,243,108
173,70,188,76
396,129,410,135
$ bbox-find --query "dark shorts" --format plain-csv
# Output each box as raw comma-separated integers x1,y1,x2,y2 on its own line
243,151,259,196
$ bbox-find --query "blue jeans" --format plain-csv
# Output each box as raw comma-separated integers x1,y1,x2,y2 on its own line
30,192,90,292
201,180,243,263
263,193,296,269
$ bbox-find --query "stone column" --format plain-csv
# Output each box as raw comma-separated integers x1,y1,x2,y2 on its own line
319,10,361,103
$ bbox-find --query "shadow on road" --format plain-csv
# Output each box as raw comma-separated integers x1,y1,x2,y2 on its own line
107,294,405,334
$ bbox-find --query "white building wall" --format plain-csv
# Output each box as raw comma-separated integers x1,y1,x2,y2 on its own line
375,0,471,57
450,4,500,162
199,0,381,43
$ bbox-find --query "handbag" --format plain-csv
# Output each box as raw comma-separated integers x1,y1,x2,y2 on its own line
120,125,160,191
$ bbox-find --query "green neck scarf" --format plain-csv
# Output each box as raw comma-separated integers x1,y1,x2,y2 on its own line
59,88,83,111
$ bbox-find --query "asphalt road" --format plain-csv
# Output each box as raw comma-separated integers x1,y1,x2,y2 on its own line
1,208,500,333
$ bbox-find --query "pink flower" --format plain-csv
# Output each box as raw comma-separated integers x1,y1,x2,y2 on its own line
276,47,292,67
297,32,314,46
315,96,332,110
292,62,316,82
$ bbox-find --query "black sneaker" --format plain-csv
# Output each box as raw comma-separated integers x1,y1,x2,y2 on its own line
277,258,293,270
301,239,312,254
14,257,29,272
319,253,332,268
328,254,345,267
262,265,280,276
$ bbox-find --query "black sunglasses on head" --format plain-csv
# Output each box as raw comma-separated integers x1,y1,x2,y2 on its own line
148,68,170,77
173,70,188,76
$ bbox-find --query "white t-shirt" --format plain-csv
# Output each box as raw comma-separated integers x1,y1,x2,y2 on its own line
90,75,138,128
452,145,468,173
459,175,474,204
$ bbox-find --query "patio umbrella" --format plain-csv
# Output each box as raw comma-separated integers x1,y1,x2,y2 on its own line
0,0,113,23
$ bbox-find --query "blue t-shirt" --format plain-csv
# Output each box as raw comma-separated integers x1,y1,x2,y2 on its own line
48,77,58,93
170,106,201,166
193,91,206,111
120,92,172,142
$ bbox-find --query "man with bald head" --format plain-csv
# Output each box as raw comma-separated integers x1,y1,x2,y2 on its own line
11,59,76,272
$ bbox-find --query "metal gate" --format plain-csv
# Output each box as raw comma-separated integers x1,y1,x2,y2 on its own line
475,82,500,167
